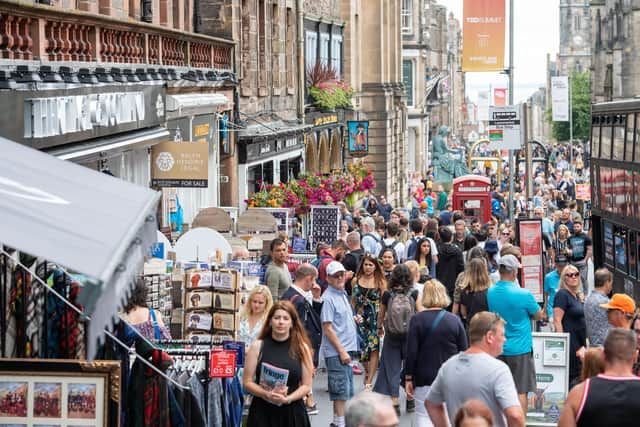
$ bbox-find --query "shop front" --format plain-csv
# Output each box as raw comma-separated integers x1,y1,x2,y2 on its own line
304,110,346,174
0,81,169,186
238,122,310,209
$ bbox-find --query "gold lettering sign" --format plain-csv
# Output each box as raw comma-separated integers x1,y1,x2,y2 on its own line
194,124,210,137
151,141,209,188
314,115,338,126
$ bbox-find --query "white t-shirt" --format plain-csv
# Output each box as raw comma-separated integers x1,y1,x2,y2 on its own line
427,352,520,427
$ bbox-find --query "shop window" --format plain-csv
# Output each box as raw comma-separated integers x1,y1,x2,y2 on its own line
603,221,614,267
248,161,274,193
600,125,612,159
280,156,301,183
626,114,635,161
629,231,637,279
613,126,625,161
614,227,628,274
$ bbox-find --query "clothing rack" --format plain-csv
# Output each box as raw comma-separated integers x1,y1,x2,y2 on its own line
153,338,226,346
0,247,190,391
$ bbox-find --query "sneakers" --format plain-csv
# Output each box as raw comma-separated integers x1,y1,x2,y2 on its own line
352,364,363,375
306,404,319,415
406,398,416,413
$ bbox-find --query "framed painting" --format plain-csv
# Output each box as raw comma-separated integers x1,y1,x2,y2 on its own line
0,359,120,427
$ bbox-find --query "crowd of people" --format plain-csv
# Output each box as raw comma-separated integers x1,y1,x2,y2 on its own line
230,143,640,427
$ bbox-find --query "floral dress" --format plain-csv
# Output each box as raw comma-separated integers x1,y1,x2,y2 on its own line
352,283,381,362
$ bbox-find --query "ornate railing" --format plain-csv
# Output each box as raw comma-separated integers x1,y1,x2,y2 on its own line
0,2,233,69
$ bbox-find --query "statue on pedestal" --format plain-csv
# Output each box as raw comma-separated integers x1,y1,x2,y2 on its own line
431,126,469,183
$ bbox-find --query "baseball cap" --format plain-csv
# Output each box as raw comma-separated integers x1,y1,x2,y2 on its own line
554,254,568,265
498,254,521,271
600,293,636,315
326,261,346,277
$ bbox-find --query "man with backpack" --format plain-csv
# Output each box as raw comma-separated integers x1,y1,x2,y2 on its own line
436,227,465,307
361,217,381,256
342,232,365,295
315,240,349,293
381,222,405,263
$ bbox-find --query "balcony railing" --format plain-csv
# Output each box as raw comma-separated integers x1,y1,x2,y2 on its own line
0,1,233,69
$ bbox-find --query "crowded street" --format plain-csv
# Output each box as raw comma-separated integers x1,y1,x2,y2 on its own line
1,0,640,427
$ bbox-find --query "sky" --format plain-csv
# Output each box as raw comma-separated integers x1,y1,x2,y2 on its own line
437,0,560,104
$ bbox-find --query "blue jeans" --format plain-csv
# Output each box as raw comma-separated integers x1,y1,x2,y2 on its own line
326,356,355,401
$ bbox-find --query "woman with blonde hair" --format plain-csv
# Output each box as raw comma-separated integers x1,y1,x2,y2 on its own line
352,253,387,390
404,279,468,426
554,224,572,260
553,264,586,387
405,260,425,311
239,285,274,349
459,258,492,327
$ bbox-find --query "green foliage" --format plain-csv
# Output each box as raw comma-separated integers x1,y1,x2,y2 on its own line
547,70,592,143
308,81,354,110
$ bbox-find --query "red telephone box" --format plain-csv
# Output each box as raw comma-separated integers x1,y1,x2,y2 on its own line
452,175,492,224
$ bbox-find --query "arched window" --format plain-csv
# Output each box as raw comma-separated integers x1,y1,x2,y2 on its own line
318,131,330,174
305,133,318,174
329,128,343,171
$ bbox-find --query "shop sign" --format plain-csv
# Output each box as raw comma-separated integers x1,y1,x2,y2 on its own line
314,115,338,126
0,83,165,150
151,141,209,187
347,121,369,157
276,136,302,152
516,218,544,303
242,140,277,163
210,349,236,378
526,333,570,426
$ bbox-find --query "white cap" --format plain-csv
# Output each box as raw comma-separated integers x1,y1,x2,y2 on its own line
326,261,346,276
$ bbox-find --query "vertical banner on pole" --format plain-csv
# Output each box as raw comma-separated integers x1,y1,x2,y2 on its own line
462,0,506,72
494,88,507,106
551,76,570,121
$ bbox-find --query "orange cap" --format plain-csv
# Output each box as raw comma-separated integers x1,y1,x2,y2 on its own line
600,293,636,315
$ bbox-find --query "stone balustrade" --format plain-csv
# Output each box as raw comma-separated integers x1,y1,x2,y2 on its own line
0,3,233,69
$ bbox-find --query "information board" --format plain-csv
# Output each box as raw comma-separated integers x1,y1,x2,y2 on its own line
487,105,524,151
310,205,340,247
516,218,544,303
603,222,614,267
526,332,570,427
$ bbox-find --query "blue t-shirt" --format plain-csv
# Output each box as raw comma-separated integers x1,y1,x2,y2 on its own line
319,285,358,358
544,270,561,319
491,198,502,215
487,280,540,356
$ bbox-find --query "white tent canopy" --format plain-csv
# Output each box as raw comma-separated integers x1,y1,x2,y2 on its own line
0,136,160,358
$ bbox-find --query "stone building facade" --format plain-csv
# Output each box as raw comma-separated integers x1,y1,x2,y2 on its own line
339,0,407,204
590,0,640,102
559,0,592,76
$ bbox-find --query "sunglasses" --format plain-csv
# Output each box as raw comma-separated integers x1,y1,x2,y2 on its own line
501,232,511,236
565,272,579,278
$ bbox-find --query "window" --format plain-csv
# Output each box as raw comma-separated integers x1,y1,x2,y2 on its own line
626,114,635,161
600,125,612,159
574,14,581,31
305,30,317,69
271,4,281,92
591,124,600,160
319,33,330,66
402,0,413,34
403,59,414,107
286,8,295,91
613,126,625,161
331,35,343,78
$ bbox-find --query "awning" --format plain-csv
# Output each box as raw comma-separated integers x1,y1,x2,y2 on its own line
46,126,170,162
0,136,161,358
166,93,232,112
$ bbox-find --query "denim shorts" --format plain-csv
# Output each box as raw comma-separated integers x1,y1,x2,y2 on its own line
325,356,355,401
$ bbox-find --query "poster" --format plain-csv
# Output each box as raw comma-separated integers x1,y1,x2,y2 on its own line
493,88,507,106
462,0,506,71
603,222,614,267
575,184,591,200
347,121,369,157
526,332,570,426
615,233,627,274
516,219,544,303
310,205,340,247
551,76,570,122
151,141,209,187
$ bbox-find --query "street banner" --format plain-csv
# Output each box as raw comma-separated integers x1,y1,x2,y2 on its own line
151,141,209,187
516,218,544,303
478,91,490,122
462,0,506,71
493,88,507,106
526,332,570,426
487,105,523,150
551,76,570,121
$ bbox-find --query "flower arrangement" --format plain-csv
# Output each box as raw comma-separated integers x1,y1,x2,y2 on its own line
245,161,375,215
308,80,354,110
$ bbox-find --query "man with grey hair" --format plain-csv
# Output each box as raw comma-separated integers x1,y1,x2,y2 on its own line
342,231,365,294
345,391,399,427
361,216,381,256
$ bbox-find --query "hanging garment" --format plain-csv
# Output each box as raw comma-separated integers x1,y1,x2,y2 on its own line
207,378,223,427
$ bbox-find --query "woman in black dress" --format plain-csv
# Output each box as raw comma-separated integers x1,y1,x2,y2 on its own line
244,300,313,426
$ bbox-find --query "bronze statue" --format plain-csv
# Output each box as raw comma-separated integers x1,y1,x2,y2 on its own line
432,126,469,183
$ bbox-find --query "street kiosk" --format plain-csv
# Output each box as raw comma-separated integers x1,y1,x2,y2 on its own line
452,175,492,224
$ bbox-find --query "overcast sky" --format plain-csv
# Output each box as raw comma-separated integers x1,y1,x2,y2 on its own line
437,0,560,103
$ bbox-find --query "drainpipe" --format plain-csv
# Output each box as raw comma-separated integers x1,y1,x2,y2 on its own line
297,0,305,121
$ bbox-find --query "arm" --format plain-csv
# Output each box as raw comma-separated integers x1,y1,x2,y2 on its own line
553,307,565,333
322,322,350,364
557,381,584,427
585,245,593,262
542,292,549,321
425,402,449,427
504,406,526,427
377,301,387,337
459,303,468,320
243,340,273,402
264,268,279,301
